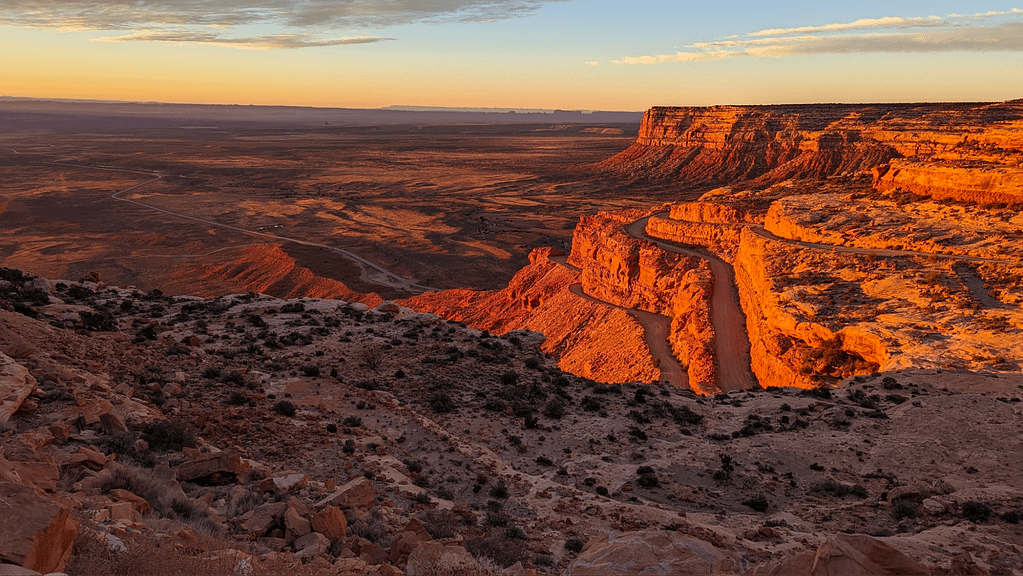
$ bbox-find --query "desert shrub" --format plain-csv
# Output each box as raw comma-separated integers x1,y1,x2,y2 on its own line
534,554,554,567
669,405,704,426
202,366,222,379
501,371,519,386
812,479,868,499
489,481,509,499
412,492,431,505
1000,510,1022,524
542,399,565,419
485,510,509,527
505,526,526,540
535,456,553,466
595,486,609,496
636,472,660,488
361,345,384,370
565,537,585,553
272,400,296,417
81,311,117,332
742,494,769,512
342,439,356,454
713,454,734,483
300,365,320,377
325,423,338,433
890,498,921,519
524,413,539,429
524,357,541,370
405,459,425,474
227,391,247,406
429,392,457,414
962,501,992,523
101,431,139,457
142,420,197,452
484,399,507,412
342,415,363,427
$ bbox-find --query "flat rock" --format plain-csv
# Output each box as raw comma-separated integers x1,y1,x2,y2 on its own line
315,476,374,510
566,530,736,575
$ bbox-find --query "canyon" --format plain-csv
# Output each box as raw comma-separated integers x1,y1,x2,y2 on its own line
2,100,1023,575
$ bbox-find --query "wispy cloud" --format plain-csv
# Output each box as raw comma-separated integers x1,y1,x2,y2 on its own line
610,8,1023,65
93,30,395,50
0,0,568,49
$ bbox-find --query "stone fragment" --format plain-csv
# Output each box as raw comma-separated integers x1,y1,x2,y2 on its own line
0,482,77,574
284,507,311,541
310,506,347,543
922,498,947,515
240,502,287,536
388,518,432,566
406,541,481,576
0,353,37,422
260,472,308,495
315,477,374,510
293,532,330,559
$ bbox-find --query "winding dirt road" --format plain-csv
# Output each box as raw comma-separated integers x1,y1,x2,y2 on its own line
33,157,440,294
548,254,687,388
628,217,759,392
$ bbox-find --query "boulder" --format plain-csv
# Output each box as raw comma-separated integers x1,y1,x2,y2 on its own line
284,507,311,541
315,477,374,510
311,506,347,543
0,482,77,574
293,532,330,559
240,502,287,536
388,518,432,566
406,541,481,576
0,353,37,422
810,534,929,575
566,530,736,575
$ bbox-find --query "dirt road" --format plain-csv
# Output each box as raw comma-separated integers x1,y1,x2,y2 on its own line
628,217,759,392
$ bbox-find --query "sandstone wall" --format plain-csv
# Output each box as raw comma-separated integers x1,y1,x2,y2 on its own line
874,160,1023,205
601,101,1023,193
731,229,889,389
406,248,659,384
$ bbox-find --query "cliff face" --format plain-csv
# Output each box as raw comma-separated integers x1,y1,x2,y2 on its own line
405,247,660,384
408,214,719,391
601,101,1023,196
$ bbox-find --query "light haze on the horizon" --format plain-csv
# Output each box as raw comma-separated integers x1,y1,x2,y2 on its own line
1,1,1021,110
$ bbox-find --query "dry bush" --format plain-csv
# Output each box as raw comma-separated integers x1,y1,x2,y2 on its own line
362,344,385,370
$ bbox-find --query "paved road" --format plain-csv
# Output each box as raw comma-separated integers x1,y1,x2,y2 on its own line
628,217,759,392
39,159,441,294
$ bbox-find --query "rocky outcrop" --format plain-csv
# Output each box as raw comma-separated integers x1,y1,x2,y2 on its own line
567,530,737,575
874,160,1023,205
732,228,885,389
601,101,1023,194
406,247,660,384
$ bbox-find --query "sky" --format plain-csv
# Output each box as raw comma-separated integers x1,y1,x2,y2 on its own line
2,1,1022,110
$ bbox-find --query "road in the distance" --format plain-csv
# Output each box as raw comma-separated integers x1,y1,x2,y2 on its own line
33,157,440,294
628,216,759,392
